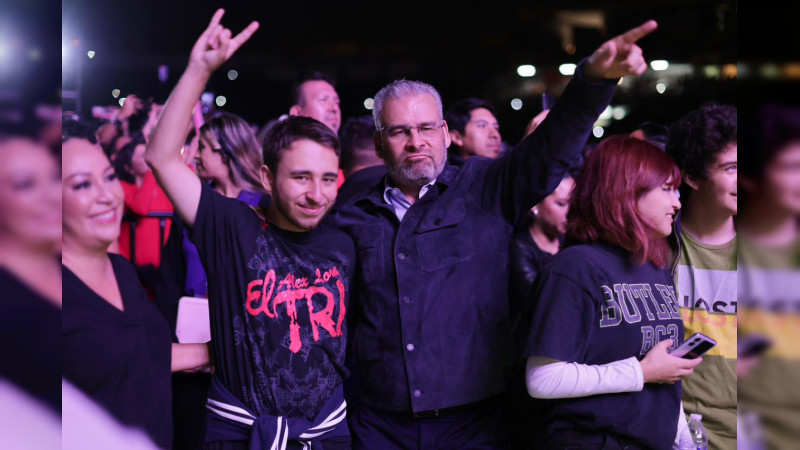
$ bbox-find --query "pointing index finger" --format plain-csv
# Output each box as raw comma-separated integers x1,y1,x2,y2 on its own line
620,20,658,44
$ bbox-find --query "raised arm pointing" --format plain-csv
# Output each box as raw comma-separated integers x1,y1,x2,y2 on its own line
145,9,258,227
583,20,657,80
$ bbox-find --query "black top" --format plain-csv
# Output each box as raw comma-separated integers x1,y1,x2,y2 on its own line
446,150,466,167
62,253,172,449
155,190,270,338
0,268,61,413
335,165,387,207
522,242,684,449
189,183,357,421
509,227,557,319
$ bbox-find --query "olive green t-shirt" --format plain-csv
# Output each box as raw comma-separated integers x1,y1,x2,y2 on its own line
675,229,737,450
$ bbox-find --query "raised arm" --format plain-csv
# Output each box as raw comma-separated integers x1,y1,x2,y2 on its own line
483,20,658,222
145,9,258,227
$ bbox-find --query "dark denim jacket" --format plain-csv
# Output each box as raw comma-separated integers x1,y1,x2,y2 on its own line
328,61,617,413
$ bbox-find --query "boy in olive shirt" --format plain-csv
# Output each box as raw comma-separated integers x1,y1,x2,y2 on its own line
666,104,737,450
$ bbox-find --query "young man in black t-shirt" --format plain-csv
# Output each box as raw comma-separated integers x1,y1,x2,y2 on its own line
145,11,355,449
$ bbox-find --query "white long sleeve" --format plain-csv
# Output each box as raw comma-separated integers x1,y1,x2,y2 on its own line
525,356,644,399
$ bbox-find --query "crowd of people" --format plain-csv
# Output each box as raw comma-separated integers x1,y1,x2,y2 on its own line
2,7,784,450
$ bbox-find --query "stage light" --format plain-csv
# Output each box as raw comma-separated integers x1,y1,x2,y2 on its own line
650,60,669,71
517,65,536,77
559,64,576,76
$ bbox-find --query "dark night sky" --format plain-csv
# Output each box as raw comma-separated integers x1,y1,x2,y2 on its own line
3,0,795,136
58,1,744,138
57,0,744,138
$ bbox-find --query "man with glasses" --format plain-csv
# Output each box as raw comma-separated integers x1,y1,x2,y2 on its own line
445,97,503,164
330,20,660,449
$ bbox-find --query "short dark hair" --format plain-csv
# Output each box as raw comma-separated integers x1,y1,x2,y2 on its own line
444,98,497,134
633,121,670,149
289,72,336,108
261,115,340,174
61,116,98,144
666,104,737,188
339,115,376,173
113,132,146,183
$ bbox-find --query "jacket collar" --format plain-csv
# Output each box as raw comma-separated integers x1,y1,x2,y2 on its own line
356,162,458,209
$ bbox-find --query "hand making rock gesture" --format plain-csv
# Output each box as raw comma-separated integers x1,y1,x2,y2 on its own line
188,8,259,74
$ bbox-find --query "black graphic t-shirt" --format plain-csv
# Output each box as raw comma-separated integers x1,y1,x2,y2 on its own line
190,183,356,421
523,242,684,450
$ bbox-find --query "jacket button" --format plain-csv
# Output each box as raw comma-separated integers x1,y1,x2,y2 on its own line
407,343,415,351
398,253,406,260
434,218,442,225
413,390,422,397
402,296,410,303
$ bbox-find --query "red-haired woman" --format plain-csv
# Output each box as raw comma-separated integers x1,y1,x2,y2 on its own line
520,135,701,449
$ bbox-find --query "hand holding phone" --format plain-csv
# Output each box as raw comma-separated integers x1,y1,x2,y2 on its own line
640,339,703,384
670,332,717,359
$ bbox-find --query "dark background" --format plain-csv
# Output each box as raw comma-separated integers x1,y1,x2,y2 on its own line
57,0,742,141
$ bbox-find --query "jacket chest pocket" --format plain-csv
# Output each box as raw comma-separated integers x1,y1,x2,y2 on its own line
415,228,475,272
355,227,386,284
414,200,475,272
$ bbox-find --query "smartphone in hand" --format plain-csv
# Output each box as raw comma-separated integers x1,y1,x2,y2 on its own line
670,332,717,359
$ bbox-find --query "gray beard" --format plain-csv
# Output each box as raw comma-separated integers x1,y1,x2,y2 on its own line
385,159,444,191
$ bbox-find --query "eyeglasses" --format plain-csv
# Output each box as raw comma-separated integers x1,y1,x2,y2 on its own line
378,122,444,143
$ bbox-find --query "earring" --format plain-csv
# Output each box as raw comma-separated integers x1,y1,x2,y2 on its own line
532,208,539,218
